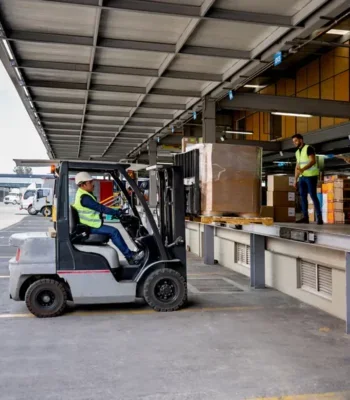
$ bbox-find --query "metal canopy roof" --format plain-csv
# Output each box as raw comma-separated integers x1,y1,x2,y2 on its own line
0,0,349,162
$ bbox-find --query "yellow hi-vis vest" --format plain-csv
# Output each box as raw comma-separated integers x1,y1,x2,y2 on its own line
73,188,102,228
296,144,319,177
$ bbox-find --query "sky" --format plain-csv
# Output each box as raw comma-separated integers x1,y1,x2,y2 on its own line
0,62,49,175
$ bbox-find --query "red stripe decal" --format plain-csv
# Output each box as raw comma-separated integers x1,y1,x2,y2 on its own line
58,270,110,274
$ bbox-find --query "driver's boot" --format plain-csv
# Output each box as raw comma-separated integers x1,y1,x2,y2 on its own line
127,250,145,265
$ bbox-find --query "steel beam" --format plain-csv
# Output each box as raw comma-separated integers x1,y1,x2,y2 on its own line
35,0,298,28
320,138,350,153
163,70,222,82
282,121,350,151
90,84,146,94
27,80,87,91
141,102,186,110
128,121,164,128
220,93,350,119
33,96,86,105
207,8,295,27
38,108,83,116
98,37,175,53
133,112,173,119
181,45,251,59
150,88,201,98
87,110,130,117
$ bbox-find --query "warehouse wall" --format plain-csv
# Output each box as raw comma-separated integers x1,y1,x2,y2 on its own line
234,40,350,141
185,222,346,321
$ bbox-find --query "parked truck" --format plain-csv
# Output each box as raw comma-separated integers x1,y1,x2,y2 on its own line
20,186,54,217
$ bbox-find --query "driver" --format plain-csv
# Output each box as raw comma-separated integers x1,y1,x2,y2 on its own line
73,172,144,265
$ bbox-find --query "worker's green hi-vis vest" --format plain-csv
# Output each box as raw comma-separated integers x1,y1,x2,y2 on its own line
295,144,319,177
73,188,102,228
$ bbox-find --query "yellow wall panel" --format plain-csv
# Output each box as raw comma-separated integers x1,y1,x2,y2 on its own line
276,79,286,96
321,51,334,81
307,84,320,99
286,79,296,96
321,78,334,100
281,116,286,138
297,117,308,134
335,55,349,75
297,89,307,98
285,117,296,137
308,117,320,132
253,112,260,140
321,117,335,128
334,71,349,101
245,115,253,141
296,66,307,92
335,118,349,125
260,84,276,95
307,59,320,86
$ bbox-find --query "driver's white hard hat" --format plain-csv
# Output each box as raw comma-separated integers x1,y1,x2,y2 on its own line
75,172,93,185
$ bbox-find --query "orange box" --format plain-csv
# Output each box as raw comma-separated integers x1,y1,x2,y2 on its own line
322,182,334,194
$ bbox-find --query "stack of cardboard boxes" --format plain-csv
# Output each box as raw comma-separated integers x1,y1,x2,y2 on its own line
321,178,350,224
265,175,296,222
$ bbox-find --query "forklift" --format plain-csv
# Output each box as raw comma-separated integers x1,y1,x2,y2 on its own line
8,161,187,318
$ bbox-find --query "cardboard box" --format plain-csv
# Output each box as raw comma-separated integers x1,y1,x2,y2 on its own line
268,175,295,192
260,206,274,218
308,205,315,222
274,206,295,222
324,175,348,182
198,144,263,216
267,191,295,207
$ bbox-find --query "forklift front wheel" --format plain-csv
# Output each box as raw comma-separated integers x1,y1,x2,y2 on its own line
25,279,68,318
143,268,187,312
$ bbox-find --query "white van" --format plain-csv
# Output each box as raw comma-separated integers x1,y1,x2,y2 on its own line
20,187,53,217
4,192,21,205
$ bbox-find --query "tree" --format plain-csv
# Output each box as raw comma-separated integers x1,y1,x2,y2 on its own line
13,166,33,175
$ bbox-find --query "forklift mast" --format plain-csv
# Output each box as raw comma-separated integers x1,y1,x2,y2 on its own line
157,166,186,267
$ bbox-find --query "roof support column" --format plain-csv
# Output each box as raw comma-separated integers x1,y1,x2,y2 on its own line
202,96,216,264
202,96,216,144
346,253,350,334
148,140,157,208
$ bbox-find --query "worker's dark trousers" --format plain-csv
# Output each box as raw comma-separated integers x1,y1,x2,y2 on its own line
298,176,322,219
90,225,133,258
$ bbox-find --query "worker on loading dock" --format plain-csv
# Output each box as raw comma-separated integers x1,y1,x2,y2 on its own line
292,134,323,225
73,172,144,265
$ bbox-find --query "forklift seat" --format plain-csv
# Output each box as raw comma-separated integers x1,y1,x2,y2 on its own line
69,206,109,245
74,244,120,270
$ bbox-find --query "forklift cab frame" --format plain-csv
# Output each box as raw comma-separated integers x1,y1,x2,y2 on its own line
9,161,188,317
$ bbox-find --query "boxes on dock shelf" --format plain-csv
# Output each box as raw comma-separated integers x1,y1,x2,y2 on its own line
321,179,350,224
267,175,295,192
274,207,296,223
267,191,295,207
266,175,296,222
198,144,262,216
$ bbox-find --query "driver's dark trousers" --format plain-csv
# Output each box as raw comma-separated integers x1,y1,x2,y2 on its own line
90,225,134,258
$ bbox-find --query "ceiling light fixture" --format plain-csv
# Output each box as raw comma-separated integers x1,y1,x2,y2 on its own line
244,84,267,89
224,130,253,135
327,29,350,35
271,112,312,118
2,39,13,60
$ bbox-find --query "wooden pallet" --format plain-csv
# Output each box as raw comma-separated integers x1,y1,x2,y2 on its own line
199,216,274,226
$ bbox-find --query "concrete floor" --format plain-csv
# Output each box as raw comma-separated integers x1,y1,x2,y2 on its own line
0,205,350,400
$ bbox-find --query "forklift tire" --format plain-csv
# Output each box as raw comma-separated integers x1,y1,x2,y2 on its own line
143,268,187,312
25,279,68,318
28,206,38,216
42,206,52,218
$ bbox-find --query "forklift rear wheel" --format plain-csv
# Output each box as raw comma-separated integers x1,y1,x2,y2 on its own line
28,206,38,215
42,206,52,217
25,279,68,318
143,268,187,312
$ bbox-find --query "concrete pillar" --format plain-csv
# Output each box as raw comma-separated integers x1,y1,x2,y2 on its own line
250,234,266,289
202,96,216,144
148,140,157,208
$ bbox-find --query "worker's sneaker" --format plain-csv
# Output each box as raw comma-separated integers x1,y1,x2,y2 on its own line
296,216,309,224
127,250,145,265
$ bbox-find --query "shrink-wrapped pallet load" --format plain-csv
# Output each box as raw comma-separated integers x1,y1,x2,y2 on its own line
196,143,262,217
